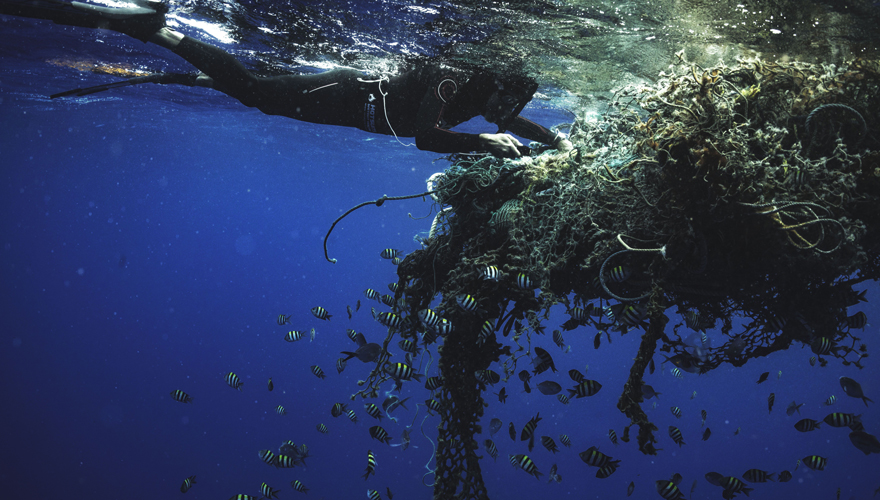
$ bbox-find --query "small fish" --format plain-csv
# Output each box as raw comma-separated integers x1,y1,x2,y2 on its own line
670,367,683,379
702,427,711,441
743,468,775,482
568,380,602,398
369,425,392,444
495,387,508,403
547,463,562,484
516,272,538,290
608,265,631,282
670,406,682,418
391,257,403,265
840,376,873,406
365,403,383,421
509,422,516,441
668,426,685,446
845,311,867,329
170,390,193,404
475,369,500,385
180,475,196,493
276,405,287,416
824,412,861,427
330,402,347,418
362,450,378,479
277,314,291,325
260,483,281,498
258,449,277,466
290,480,308,493
285,330,305,342
509,454,543,479
557,393,570,404
541,435,559,453
690,390,697,400
380,294,396,307
734,426,740,435
655,478,685,500
347,305,353,319
778,370,782,379
794,418,822,432
768,392,775,413
559,434,571,447
224,372,243,391
356,299,361,311
336,358,347,374
520,413,543,451
641,384,661,399
424,375,444,391
552,330,565,349
593,332,601,349
621,426,630,443
778,470,792,482
579,446,620,469
488,417,502,435
824,394,837,406
532,347,557,375
596,463,618,479
801,455,827,471
482,265,503,281
756,371,769,383
477,320,494,346
380,248,401,259
809,356,817,366
260,482,280,499
849,430,880,455
627,480,635,496
484,439,499,460
364,288,381,301
786,401,804,416
536,381,562,395
310,306,331,321
811,337,833,355
310,365,326,379
367,490,381,500
268,378,274,391
456,294,479,312
608,429,618,445
316,423,328,434
721,476,753,496
387,486,394,500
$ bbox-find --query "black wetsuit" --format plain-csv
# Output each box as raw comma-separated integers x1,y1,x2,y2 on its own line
174,37,557,154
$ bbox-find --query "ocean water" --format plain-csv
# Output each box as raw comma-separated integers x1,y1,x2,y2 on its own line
1,1,879,499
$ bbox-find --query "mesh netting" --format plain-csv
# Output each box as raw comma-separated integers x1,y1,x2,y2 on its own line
352,55,880,497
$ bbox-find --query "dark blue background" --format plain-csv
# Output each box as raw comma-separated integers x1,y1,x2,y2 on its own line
1,8,878,500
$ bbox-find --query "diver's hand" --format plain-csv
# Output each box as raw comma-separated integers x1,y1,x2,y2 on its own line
479,133,523,158
555,137,574,153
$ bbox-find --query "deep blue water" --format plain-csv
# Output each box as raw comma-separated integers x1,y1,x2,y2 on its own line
2,4,879,500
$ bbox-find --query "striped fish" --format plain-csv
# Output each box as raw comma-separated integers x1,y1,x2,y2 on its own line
436,318,454,336
552,330,565,349
556,393,570,405
310,306,331,321
316,423,329,434
743,469,775,482
568,380,602,398
456,294,479,312
277,314,291,325
559,434,571,447
371,308,402,329
541,436,559,453
608,429,618,445
384,362,421,381
668,425,685,446
722,476,753,495
846,311,867,329
811,337,832,355
475,369,500,385
380,294,396,307
364,403,383,421
425,399,443,413
284,330,305,342
424,376,445,391
369,425,392,444
388,283,399,293
364,288,381,301
596,463,618,479
362,450,378,479
290,480,309,493
520,413,542,443
310,365,326,379
346,409,358,423
516,272,538,290
225,372,243,391
180,475,196,493
417,308,441,331
802,455,827,471
336,357,347,374
260,482,279,499
258,449,277,466
655,479,685,500
379,248,401,259
482,265,503,281
823,412,860,427
509,454,543,479
578,446,618,468
484,439,499,461
170,389,193,404
331,402,347,418
608,265,631,282
367,489,381,500
794,418,822,432
824,394,836,406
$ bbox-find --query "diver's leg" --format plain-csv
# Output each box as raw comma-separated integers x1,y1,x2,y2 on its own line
0,0,167,42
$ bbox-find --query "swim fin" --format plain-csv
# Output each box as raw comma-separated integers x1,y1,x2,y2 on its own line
0,0,167,42
51,72,201,98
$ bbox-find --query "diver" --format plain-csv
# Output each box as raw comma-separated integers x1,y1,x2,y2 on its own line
0,0,574,157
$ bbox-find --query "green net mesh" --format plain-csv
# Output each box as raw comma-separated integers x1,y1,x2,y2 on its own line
352,55,880,498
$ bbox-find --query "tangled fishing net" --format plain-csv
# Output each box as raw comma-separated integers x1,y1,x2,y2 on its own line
346,54,880,499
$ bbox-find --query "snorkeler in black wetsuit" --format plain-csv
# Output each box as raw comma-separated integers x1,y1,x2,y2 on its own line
0,0,573,157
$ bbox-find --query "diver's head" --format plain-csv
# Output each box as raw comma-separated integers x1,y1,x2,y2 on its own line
480,74,538,131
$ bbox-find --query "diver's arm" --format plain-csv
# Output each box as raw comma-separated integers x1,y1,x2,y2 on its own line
507,116,573,152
